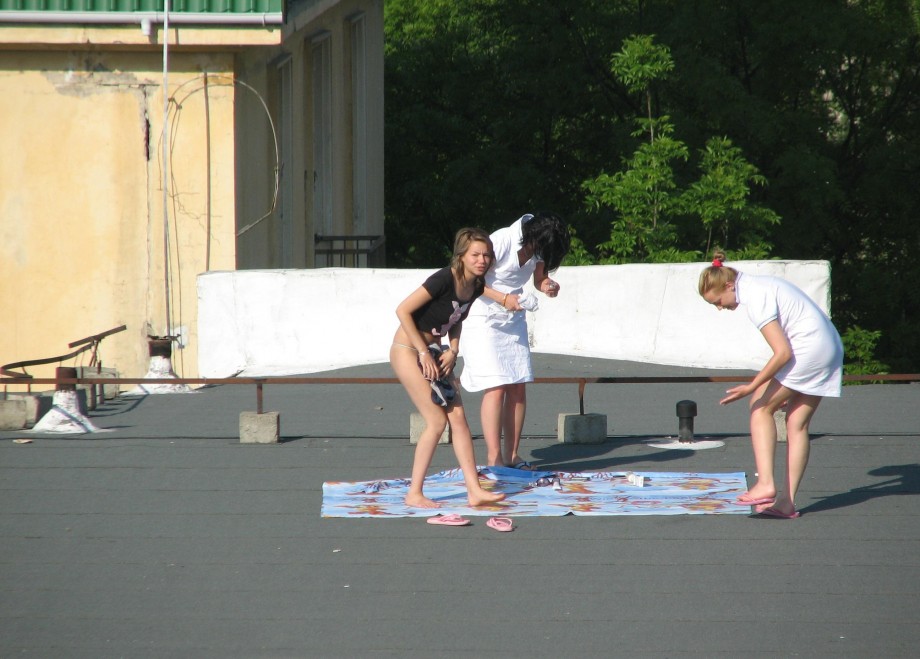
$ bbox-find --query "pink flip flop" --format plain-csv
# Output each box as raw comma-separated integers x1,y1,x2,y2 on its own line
426,514,471,526
486,516,514,532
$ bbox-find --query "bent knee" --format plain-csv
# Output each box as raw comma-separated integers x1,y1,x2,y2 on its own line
750,401,782,417
422,416,448,436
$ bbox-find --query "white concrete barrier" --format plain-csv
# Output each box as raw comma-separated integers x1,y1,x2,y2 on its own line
197,261,832,377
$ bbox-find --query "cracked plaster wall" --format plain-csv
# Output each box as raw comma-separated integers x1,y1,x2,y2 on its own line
0,50,237,383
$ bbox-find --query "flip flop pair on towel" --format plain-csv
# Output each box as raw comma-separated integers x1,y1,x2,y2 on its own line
426,514,513,531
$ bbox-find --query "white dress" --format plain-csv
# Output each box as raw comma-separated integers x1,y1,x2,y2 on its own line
737,273,844,397
460,215,539,392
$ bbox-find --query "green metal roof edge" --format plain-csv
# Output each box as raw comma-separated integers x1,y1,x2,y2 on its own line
0,12,285,29
0,0,284,14
0,10,285,14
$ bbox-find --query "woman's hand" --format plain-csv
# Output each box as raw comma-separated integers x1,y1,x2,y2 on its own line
502,293,522,312
534,262,560,298
720,321,791,405
540,278,560,297
438,347,457,376
720,384,753,405
418,350,439,381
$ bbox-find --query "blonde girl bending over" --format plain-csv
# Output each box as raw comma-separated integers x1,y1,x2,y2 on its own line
699,251,843,518
390,228,507,509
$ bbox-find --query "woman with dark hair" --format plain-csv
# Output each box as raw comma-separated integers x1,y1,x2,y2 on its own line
459,212,571,469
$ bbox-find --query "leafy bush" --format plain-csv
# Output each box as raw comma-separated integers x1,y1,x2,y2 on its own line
842,326,889,384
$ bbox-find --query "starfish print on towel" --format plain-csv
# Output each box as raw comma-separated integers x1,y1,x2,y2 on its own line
431,301,469,336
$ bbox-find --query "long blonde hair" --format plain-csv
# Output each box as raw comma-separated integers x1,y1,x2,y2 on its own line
451,227,494,285
698,250,739,296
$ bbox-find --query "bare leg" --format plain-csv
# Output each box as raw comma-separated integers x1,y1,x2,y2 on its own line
502,383,527,466
480,386,507,466
745,380,794,502
390,344,448,508
446,392,506,507
771,393,821,515
406,421,445,508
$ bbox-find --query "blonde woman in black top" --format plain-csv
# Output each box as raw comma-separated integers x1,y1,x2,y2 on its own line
390,227,507,509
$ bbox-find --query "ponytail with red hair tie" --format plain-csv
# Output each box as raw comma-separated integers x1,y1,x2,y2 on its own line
712,258,723,268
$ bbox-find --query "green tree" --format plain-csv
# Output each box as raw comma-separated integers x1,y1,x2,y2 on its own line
841,325,890,381
582,35,777,263
652,0,920,370
384,1,920,370
682,137,780,259
384,0,628,266
583,119,689,263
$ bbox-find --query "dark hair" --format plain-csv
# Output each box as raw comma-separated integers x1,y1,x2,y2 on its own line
520,211,570,272
698,250,739,296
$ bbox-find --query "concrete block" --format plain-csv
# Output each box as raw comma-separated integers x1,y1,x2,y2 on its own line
76,367,120,401
0,399,28,430
774,409,787,443
28,393,53,427
409,412,451,444
557,412,607,444
77,385,96,411
240,411,280,444
0,393,52,430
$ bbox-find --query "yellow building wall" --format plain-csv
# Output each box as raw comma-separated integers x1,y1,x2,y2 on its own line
236,0,385,269
0,1,384,392
0,49,239,385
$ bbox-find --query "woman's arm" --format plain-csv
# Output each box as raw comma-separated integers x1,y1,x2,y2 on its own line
440,325,462,376
482,285,520,311
395,286,439,380
533,261,560,297
720,319,792,404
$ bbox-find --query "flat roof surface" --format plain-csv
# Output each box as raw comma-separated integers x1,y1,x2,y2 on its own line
2,355,918,657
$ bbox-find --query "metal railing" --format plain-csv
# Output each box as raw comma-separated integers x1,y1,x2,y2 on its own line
2,372,917,416
1,325,127,380
314,234,385,268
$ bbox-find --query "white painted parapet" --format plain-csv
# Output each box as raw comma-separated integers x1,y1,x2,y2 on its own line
198,268,426,377
197,261,832,377
528,261,831,371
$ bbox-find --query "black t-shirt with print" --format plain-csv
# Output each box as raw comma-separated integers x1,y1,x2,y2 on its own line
411,267,484,338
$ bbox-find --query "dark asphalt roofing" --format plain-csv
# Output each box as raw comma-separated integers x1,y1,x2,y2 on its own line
2,354,918,657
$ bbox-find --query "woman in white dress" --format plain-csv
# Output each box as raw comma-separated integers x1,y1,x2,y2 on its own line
460,212,570,468
699,251,844,519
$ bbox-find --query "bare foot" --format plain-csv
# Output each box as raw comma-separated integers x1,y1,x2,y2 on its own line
405,493,441,509
468,490,506,507
741,485,777,502
508,457,535,470
760,494,795,516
